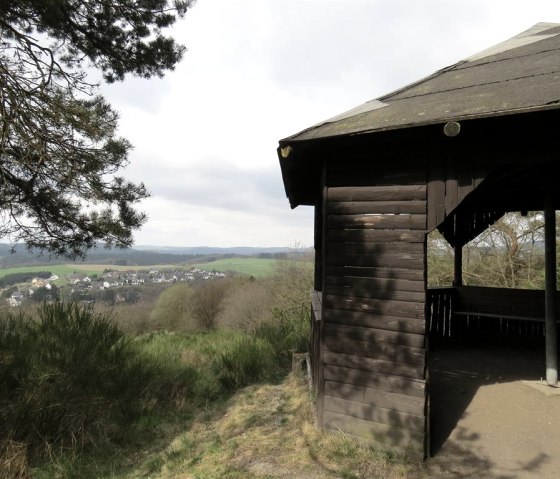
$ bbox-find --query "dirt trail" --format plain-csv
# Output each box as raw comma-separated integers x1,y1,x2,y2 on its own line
426,344,560,479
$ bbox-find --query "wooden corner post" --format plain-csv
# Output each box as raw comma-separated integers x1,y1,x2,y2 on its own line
544,191,558,387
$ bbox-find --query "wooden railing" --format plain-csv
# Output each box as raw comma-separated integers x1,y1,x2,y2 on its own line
427,287,454,338
427,286,560,340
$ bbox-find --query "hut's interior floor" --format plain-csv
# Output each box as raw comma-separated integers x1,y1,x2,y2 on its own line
426,337,560,479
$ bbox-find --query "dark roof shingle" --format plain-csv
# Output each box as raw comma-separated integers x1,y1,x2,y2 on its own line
280,22,560,144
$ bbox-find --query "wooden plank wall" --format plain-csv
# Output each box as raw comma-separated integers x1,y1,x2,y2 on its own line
427,149,491,233
320,155,428,458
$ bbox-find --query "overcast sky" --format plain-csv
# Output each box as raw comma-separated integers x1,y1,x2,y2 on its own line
100,0,560,248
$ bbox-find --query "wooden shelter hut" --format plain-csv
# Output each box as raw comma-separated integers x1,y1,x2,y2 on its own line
277,23,560,459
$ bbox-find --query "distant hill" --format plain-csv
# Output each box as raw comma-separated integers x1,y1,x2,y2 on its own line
0,244,299,268
133,245,292,255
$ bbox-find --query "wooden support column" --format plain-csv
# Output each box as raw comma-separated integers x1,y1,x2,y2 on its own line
317,161,327,425
453,242,463,287
544,192,558,387
452,211,463,287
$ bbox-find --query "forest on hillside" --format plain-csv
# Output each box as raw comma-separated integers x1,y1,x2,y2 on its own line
0,243,296,268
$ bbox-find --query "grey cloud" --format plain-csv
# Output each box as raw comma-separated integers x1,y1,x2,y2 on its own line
137,158,291,215
137,157,314,239
260,0,489,98
101,76,172,113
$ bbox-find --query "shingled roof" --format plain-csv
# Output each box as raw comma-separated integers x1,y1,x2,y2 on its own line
280,22,560,144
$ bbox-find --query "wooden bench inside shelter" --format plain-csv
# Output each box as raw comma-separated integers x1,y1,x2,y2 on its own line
453,286,560,323
428,286,560,341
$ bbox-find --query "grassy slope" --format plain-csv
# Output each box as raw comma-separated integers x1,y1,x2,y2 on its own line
28,330,423,479
125,374,419,479
34,375,420,479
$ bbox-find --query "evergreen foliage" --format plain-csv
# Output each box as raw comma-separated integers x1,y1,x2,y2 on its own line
0,1,193,257
212,336,276,391
0,303,158,453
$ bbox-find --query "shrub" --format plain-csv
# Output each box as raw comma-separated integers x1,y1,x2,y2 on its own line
134,331,213,407
252,305,310,367
212,336,276,391
0,303,158,454
214,258,312,370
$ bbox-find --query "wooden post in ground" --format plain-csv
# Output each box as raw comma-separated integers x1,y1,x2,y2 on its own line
544,192,558,387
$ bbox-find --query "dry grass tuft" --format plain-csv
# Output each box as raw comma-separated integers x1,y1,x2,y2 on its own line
0,440,28,479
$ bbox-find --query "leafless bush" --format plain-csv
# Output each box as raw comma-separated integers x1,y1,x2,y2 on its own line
191,280,233,330
217,258,314,358
269,259,313,310
149,284,196,332
217,279,274,331
428,212,551,289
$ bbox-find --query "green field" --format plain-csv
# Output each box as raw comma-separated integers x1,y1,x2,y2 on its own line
0,264,84,278
192,257,278,277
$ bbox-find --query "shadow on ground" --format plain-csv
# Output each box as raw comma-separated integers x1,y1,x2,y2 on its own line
426,339,557,478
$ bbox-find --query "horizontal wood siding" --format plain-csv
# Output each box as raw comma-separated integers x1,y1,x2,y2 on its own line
328,200,427,215
323,351,425,379
324,309,425,335
324,334,426,366
319,157,428,459
328,229,426,243
326,287,425,303
324,323,425,348
325,295,424,318
326,266,424,282
328,185,427,202
325,381,425,416
326,276,425,292
328,214,427,230
323,411,424,455
324,396,425,432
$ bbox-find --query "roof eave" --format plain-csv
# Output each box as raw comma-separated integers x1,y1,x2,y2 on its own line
280,102,560,146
